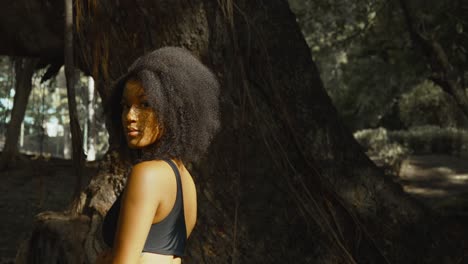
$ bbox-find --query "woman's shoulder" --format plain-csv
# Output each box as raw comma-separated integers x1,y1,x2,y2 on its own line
132,159,179,176
125,160,177,197
132,159,174,171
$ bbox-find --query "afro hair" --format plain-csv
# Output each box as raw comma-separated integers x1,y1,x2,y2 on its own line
105,47,220,165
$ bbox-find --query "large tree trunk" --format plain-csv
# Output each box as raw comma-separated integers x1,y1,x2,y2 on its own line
0,57,37,170
11,0,468,263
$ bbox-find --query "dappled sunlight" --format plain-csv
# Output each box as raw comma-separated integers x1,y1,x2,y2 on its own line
403,186,448,197
434,167,456,175
448,173,468,184
399,155,468,212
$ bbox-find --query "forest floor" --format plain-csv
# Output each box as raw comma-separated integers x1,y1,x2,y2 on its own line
0,155,97,264
398,154,468,215
0,154,467,263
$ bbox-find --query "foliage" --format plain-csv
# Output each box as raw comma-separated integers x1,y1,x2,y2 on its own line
354,127,411,176
289,0,424,130
355,126,468,160
289,0,468,131
288,0,381,52
405,0,468,77
0,57,14,127
399,81,468,128
391,126,468,157
0,57,108,160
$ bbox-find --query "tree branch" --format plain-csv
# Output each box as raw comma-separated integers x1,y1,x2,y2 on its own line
396,0,468,117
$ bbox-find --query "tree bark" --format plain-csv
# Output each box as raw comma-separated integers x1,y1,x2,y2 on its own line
0,57,37,170
64,0,86,212
0,0,63,59
11,0,468,263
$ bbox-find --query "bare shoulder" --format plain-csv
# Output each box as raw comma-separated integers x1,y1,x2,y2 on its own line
130,160,174,180
124,160,176,201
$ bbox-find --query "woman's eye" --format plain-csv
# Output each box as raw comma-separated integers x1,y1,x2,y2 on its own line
141,102,150,108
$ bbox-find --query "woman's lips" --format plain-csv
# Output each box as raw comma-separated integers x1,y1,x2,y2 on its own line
128,131,139,137
126,127,140,137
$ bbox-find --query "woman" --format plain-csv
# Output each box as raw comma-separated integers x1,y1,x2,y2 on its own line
96,47,220,264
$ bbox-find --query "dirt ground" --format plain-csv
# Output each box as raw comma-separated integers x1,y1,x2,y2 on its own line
0,154,467,263
398,154,468,214
0,155,96,263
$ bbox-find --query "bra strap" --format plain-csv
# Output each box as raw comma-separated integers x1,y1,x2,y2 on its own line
162,159,185,206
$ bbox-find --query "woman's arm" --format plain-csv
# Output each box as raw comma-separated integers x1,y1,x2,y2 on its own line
110,160,174,264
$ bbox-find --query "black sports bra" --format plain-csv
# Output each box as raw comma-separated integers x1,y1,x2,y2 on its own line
101,159,187,256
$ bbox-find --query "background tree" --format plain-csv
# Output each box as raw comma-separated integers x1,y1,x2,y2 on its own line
289,0,468,131
64,0,86,209
397,0,468,117
0,57,15,133
0,58,38,170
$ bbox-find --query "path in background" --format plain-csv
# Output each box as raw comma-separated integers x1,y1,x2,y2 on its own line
0,156,96,263
398,154,468,214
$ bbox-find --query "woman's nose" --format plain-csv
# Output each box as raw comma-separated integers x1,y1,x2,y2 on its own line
125,106,138,122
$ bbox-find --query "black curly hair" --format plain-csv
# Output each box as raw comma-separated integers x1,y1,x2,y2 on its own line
105,47,220,166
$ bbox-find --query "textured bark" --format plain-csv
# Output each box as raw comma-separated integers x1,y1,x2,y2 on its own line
64,0,86,209
9,0,468,263
0,58,37,170
0,0,63,59
15,212,90,264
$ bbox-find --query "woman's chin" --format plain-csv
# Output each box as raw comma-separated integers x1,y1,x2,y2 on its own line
125,135,158,149
126,139,143,149
127,144,140,149
126,139,153,149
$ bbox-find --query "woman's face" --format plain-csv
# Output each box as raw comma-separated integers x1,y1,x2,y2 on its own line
121,79,161,149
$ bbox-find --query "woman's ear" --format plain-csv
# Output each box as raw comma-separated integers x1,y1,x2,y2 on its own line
157,124,164,138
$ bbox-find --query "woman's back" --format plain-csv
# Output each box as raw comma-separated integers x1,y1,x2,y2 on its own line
100,159,197,264
139,160,197,263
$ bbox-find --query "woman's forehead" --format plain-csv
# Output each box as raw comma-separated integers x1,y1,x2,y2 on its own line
123,79,146,97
